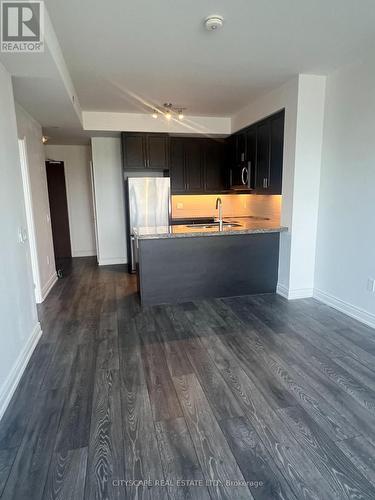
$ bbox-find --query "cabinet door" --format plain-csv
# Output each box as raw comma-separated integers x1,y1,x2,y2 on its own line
256,120,270,192
235,132,247,164
170,138,186,193
147,134,169,169
122,133,146,169
204,140,227,191
269,111,284,194
246,126,256,189
185,139,203,192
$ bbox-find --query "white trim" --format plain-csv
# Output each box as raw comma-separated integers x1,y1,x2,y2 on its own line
72,250,96,258
313,288,375,330
276,283,313,300
39,272,58,303
18,138,42,303
276,283,289,298
98,257,127,266
62,161,74,258
0,322,42,421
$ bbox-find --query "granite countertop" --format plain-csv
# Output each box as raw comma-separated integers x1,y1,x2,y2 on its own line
134,216,288,240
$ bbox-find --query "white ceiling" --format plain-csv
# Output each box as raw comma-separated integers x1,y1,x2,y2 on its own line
45,0,375,116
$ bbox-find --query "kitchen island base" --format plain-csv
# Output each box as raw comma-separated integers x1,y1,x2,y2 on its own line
137,232,280,306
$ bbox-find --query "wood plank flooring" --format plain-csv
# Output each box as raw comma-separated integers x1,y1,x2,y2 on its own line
1,257,375,499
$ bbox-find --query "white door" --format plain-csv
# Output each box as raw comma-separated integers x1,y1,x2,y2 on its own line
18,138,42,303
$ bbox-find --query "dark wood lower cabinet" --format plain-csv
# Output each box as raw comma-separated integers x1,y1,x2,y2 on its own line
137,233,280,306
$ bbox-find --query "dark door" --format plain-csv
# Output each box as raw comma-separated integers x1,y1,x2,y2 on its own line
256,120,271,192
170,137,186,193
204,140,226,191
185,139,203,192
46,161,72,260
122,133,145,169
147,134,169,168
269,111,284,194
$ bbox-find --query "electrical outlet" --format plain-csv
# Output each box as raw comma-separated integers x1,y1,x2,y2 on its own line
47,255,50,265
367,278,375,293
177,203,183,209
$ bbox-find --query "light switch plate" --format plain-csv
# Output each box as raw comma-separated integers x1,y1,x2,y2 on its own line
367,278,375,293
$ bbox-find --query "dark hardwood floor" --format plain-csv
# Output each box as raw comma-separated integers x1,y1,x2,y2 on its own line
1,257,375,499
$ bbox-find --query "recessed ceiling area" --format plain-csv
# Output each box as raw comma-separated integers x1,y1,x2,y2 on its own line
45,0,375,116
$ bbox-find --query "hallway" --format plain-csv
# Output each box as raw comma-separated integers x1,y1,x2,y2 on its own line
0,258,375,499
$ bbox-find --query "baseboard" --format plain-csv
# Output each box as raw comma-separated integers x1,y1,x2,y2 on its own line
314,288,375,329
72,250,97,257
98,257,127,266
276,283,313,300
39,272,58,303
276,283,289,298
0,322,42,421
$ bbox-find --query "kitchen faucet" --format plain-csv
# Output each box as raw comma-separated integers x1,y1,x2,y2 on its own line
216,197,223,231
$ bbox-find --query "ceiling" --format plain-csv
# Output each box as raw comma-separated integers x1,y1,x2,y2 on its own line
45,0,375,117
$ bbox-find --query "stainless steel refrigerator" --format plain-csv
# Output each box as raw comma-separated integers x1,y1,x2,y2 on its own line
127,177,171,272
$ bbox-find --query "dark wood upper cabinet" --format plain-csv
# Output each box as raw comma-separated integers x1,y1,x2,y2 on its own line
185,139,203,192
147,134,169,168
246,126,257,190
235,132,247,165
229,109,284,195
122,132,169,170
256,119,271,193
204,139,227,192
122,133,145,169
170,137,186,192
122,111,284,195
269,111,284,194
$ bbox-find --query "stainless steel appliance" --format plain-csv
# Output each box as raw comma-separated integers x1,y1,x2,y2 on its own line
230,161,253,191
127,177,171,273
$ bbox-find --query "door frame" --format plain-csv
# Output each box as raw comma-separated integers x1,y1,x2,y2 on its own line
89,160,99,264
18,137,42,303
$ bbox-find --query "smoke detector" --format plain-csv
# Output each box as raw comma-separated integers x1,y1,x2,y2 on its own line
204,15,224,31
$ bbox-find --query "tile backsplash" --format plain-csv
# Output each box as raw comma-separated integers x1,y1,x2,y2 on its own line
172,194,282,221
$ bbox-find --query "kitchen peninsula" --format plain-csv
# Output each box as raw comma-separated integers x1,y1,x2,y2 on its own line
134,217,287,306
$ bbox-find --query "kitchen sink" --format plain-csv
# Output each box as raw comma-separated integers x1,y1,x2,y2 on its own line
186,222,242,229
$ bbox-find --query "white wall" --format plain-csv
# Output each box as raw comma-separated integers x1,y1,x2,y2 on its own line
314,54,375,327
0,62,42,419
289,75,326,297
232,75,326,299
84,111,231,135
15,105,57,302
45,145,96,257
91,138,127,265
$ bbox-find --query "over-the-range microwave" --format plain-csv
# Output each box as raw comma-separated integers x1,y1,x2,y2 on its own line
230,161,253,191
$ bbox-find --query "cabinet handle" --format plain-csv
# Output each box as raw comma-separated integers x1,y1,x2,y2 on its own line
241,152,245,162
